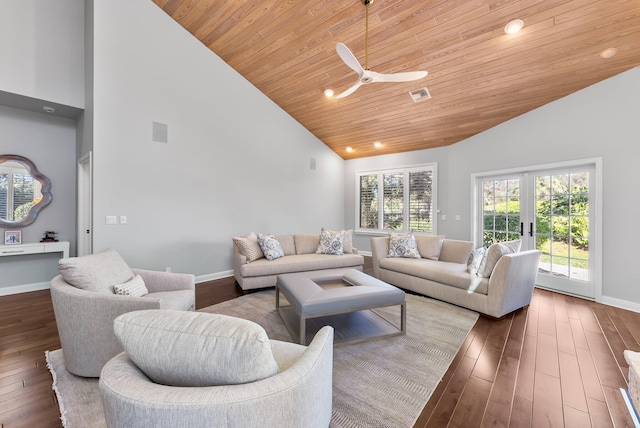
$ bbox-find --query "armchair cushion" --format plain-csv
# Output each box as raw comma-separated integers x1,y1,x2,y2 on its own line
58,248,133,294
113,310,279,387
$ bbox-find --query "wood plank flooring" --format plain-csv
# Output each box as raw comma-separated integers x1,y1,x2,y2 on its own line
1,259,639,427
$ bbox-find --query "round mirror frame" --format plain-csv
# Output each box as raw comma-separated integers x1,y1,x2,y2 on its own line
0,154,52,228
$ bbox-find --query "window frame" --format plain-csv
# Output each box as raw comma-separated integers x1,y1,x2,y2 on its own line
355,163,438,235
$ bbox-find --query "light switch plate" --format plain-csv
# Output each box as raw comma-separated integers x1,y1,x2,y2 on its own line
106,215,117,225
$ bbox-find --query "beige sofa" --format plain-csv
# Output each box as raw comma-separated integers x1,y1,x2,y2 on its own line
371,236,541,318
233,233,364,291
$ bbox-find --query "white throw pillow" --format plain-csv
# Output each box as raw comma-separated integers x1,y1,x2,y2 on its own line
113,310,279,387
388,232,421,259
477,240,522,278
416,235,444,260
316,228,344,255
257,233,284,261
232,232,264,262
113,275,148,297
58,248,133,294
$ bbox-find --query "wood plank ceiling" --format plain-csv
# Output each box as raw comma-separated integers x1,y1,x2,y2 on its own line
152,0,640,159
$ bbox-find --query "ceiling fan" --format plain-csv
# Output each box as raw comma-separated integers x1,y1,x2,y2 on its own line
334,0,428,99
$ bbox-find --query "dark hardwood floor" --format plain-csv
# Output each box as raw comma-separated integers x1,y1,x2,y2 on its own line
1,258,638,427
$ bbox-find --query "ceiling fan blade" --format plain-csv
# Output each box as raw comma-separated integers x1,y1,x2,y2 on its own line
373,70,428,83
335,80,363,98
336,43,364,74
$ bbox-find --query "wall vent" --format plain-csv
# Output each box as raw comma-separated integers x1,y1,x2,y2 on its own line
409,87,432,102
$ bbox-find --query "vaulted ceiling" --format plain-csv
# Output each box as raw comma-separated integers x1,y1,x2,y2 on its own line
152,0,640,159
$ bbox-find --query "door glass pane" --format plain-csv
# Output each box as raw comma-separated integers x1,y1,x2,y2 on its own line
535,171,590,282
481,178,520,246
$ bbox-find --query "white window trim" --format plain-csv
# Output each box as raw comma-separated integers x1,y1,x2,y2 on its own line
355,163,438,235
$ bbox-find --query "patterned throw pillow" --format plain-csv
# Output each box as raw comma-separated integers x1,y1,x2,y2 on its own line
467,247,487,275
316,229,345,255
114,275,148,297
256,234,284,261
388,232,421,258
232,232,264,262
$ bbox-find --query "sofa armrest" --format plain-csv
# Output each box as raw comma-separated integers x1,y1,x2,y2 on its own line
233,248,247,285
132,268,195,293
370,237,390,278
486,250,541,317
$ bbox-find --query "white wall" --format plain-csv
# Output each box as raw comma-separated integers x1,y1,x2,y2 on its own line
345,66,640,308
0,0,84,108
89,0,345,276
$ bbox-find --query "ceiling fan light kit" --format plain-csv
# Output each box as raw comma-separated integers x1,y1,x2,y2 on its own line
333,0,428,98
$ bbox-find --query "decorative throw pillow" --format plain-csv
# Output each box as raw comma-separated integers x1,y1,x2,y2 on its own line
388,232,421,258
232,232,264,262
257,233,284,261
114,275,148,297
343,229,354,254
467,247,487,275
58,248,133,294
316,229,344,255
477,239,522,278
113,310,279,387
416,235,445,260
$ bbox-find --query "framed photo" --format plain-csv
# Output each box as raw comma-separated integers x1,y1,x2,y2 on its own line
4,230,22,245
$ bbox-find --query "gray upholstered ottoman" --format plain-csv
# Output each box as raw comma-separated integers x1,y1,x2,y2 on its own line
276,269,406,345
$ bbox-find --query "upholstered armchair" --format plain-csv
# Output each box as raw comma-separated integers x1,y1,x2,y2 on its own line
99,310,334,428
50,249,195,377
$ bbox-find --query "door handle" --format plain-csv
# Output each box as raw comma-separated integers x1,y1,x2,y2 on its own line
529,223,533,237
520,222,524,236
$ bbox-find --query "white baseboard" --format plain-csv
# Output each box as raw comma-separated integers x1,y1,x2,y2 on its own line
195,270,234,284
600,295,640,314
0,281,50,296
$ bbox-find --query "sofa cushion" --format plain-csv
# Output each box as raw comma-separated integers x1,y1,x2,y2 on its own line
113,275,148,297
438,240,475,264
316,229,344,255
275,235,296,256
416,235,444,260
113,310,279,387
257,234,285,261
343,229,354,254
58,248,133,294
477,240,522,278
389,232,421,259
379,257,489,295
233,232,264,262
294,234,321,255
240,253,364,278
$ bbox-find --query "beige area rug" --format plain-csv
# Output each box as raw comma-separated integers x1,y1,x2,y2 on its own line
47,290,478,428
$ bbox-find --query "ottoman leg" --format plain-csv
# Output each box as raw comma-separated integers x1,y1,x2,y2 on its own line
300,315,306,345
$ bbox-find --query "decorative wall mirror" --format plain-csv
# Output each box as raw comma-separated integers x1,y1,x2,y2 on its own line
0,154,52,228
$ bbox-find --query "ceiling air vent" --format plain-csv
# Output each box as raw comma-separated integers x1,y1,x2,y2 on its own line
409,87,432,102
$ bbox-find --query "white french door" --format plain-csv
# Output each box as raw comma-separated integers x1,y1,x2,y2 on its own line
475,160,600,299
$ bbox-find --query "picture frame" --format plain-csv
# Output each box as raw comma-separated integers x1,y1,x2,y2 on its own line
4,230,22,245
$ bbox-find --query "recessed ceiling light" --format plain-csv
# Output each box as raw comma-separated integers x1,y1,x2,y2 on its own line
324,89,334,98
504,19,524,34
374,141,382,148
42,106,56,113
600,47,618,59
346,146,353,153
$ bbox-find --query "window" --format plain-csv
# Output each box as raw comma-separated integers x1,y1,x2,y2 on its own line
357,164,436,234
